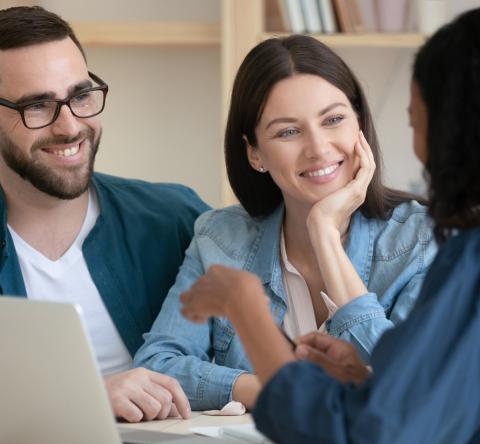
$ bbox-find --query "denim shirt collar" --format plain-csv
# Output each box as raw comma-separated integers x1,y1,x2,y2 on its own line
244,205,375,304
245,205,286,304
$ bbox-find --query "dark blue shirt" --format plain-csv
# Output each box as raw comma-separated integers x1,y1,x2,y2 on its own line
0,173,209,356
254,228,480,444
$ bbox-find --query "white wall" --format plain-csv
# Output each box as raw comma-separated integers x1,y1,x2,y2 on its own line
1,0,479,205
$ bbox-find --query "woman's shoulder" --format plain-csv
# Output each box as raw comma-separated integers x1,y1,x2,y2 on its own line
193,204,267,244
378,200,433,239
369,200,436,261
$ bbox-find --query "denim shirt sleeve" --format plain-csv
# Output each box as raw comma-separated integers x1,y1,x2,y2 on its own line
326,219,438,363
133,228,246,411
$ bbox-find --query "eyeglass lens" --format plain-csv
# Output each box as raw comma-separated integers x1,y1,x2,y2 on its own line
23,89,105,128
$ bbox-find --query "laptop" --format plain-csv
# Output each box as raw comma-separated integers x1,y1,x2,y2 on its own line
0,297,232,444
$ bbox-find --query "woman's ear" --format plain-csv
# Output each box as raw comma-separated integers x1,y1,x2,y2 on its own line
244,135,267,173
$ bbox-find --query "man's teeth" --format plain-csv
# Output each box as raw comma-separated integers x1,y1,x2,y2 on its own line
53,145,80,157
304,163,339,177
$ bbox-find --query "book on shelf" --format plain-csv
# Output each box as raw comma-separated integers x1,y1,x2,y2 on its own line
332,0,364,32
349,0,365,32
317,0,338,33
265,0,290,32
266,0,363,35
284,0,306,33
300,0,323,33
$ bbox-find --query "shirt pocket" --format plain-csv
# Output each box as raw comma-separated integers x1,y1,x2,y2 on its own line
212,317,235,364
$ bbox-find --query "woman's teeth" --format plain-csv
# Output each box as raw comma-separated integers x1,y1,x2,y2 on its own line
303,163,339,177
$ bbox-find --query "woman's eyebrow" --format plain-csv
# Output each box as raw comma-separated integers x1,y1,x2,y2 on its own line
265,102,347,130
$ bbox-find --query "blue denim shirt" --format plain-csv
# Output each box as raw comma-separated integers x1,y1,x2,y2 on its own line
134,201,437,410
253,228,480,444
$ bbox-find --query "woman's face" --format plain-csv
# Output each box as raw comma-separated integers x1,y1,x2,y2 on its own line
409,80,428,165
247,74,360,213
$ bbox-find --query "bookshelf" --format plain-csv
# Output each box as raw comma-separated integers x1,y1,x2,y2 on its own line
262,32,425,48
72,21,220,47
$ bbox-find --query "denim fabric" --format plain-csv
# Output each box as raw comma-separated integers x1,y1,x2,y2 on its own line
0,173,209,356
254,228,480,444
134,201,437,410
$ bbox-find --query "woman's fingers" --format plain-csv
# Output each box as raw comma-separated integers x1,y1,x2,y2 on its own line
358,130,376,180
348,131,376,199
360,130,376,169
296,332,337,351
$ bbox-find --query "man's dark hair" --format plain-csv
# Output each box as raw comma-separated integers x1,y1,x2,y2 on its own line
225,34,420,219
413,8,480,241
0,6,85,59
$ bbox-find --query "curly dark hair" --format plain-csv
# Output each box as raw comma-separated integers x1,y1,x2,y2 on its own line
413,8,480,241
225,35,420,219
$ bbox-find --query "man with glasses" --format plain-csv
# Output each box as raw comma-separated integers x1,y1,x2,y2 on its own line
0,6,208,422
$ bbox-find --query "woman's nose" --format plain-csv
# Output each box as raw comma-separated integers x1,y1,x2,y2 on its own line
303,129,330,159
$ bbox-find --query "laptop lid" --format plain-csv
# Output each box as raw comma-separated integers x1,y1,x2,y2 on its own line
0,297,123,444
0,298,233,444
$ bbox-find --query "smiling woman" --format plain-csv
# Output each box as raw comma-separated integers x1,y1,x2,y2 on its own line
133,35,437,411
246,74,359,214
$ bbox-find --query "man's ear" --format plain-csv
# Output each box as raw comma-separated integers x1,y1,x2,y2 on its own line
243,135,265,172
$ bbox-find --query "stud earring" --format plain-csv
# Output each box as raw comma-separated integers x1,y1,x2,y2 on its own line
259,166,265,173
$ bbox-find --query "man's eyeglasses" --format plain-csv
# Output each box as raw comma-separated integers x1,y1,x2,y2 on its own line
0,72,108,129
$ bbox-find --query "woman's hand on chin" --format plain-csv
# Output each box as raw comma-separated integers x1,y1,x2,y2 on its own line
306,130,376,237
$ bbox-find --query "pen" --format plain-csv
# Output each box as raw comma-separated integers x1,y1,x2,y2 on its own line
278,327,296,350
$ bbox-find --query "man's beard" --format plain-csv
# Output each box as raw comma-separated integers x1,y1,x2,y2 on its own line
0,128,100,200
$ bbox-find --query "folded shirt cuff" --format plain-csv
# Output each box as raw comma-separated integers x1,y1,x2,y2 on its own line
326,292,386,336
196,366,247,410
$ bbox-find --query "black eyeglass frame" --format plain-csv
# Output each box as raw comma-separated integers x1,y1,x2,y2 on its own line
0,71,109,129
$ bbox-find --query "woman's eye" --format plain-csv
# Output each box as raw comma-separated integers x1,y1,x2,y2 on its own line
278,128,299,138
325,115,344,126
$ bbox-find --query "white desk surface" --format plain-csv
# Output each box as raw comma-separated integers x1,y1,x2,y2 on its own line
118,412,253,435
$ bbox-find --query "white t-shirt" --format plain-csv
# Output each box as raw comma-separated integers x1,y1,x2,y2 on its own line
8,188,132,375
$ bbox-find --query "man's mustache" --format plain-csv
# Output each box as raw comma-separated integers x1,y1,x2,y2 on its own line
31,129,94,151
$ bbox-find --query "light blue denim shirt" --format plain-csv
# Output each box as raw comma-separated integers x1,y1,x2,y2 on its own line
134,201,437,410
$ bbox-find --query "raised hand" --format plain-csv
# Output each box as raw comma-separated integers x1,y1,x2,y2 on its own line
180,264,267,323
295,332,371,385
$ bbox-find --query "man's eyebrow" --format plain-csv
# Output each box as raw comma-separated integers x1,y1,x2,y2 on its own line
16,91,56,104
15,80,93,104
69,80,93,95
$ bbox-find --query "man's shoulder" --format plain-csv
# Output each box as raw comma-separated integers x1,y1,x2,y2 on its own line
92,173,209,214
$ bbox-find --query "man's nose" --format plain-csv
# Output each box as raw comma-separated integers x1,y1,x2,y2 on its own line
49,103,82,137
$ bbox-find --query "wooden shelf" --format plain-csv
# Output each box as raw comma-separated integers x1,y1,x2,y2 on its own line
72,21,220,47
262,32,427,48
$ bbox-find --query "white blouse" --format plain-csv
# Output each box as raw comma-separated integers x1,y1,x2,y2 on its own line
280,229,338,339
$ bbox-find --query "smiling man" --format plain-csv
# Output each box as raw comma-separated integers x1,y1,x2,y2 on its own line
0,6,208,422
